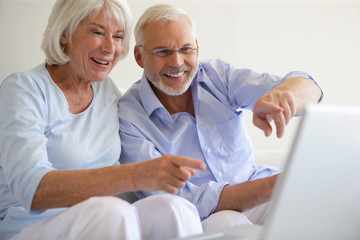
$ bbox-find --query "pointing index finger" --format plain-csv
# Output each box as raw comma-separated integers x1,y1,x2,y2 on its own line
170,155,206,170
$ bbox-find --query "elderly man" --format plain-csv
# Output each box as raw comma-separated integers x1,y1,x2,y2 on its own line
118,4,322,231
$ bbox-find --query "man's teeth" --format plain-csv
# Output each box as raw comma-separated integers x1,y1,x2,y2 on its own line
165,72,185,77
92,58,109,65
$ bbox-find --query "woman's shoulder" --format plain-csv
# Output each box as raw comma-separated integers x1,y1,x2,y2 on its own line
1,63,50,90
0,63,62,113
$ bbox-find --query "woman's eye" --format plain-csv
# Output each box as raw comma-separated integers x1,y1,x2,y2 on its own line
92,30,103,36
114,35,124,40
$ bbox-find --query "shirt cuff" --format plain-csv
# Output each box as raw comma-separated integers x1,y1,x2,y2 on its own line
181,181,229,220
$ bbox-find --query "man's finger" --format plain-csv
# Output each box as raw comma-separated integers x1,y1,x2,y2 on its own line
266,114,273,124
253,114,272,137
272,112,286,138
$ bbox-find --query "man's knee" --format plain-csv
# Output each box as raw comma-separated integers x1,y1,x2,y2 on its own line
134,194,202,238
243,202,271,225
143,194,197,214
202,210,252,232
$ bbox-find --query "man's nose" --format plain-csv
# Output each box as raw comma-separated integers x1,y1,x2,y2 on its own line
167,50,184,67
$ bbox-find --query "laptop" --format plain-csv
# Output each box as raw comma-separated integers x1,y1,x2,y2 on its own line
178,104,360,240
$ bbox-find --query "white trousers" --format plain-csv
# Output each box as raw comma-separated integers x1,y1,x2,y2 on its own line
10,194,203,240
201,202,270,232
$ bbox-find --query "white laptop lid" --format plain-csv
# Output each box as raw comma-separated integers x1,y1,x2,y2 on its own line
263,104,360,240
179,104,360,240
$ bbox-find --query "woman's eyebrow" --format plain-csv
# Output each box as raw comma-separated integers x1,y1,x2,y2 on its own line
87,22,124,33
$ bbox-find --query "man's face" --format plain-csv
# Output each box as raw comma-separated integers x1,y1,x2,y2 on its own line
135,17,199,96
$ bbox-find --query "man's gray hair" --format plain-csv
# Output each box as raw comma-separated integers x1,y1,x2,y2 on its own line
42,0,132,65
134,4,197,47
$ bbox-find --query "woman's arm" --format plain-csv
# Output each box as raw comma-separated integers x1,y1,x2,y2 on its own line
32,155,206,210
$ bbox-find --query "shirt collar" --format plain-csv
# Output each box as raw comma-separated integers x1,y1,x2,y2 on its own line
196,62,204,83
138,73,165,117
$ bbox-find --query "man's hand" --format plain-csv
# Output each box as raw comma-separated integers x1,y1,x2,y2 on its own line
133,154,206,194
253,89,296,138
252,77,322,138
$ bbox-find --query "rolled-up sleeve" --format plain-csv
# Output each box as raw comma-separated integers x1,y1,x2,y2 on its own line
0,74,55,213
181,181,228,220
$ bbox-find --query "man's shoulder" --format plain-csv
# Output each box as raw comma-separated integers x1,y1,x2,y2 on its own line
118,81,146,119
199,58,231,69
118,81,141,106
197,58,233,81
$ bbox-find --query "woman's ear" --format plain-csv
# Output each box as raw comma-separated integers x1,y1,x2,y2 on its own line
60,32,68,45
134,45,144,68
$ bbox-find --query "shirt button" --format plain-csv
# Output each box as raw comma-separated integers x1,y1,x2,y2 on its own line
206,148,211,153
218,172,222,177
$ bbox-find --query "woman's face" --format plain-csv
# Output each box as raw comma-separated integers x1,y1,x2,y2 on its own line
61,9,124,83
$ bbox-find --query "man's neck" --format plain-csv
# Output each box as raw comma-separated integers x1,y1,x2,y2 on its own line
152,86,195,117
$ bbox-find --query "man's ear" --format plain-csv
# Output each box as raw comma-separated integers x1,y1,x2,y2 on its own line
195,39,199,56
134,46,144,68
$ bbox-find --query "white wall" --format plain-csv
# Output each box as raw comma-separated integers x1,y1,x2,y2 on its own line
1,0,360,153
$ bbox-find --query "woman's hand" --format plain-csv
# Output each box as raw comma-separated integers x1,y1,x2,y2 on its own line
131,154,206,194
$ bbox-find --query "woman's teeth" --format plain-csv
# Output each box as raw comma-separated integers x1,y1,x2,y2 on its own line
92,57,109,65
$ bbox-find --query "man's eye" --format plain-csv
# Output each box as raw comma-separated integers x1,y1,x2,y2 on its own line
154,49,172,57
180,47,193,54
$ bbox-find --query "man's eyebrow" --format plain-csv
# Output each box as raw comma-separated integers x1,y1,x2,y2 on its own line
152,46,170,50
152,43,193,50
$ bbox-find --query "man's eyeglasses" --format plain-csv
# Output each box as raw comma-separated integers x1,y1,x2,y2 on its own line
138,45,198,58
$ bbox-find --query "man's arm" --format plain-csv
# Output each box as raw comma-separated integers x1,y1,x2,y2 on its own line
214,77,322,213
253,77,322,138
214,175,278,213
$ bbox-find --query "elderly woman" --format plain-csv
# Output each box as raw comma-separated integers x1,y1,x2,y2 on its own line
0,0,206,239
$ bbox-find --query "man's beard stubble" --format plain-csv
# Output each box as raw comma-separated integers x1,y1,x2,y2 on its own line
144,63,198,96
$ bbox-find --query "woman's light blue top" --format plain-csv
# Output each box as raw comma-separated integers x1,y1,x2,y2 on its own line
0,63,121,239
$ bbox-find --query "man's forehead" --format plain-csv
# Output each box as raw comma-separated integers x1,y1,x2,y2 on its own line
143,18,194,46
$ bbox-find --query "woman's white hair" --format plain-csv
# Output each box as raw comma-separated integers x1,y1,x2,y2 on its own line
134,4,196,47
42,0,132,65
